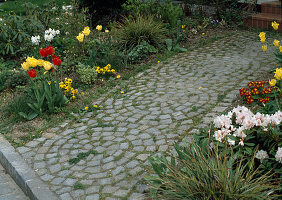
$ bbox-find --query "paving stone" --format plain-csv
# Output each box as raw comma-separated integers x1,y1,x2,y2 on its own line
17,146,31,154
98,178,112,185
40,174,54,181
85,194,99,200
103,161,116,170
86,186,100,194
49,164,61,173
120,142,129,149
114,189,130,197
102,186,119,193
63,178,77,186
103,156,114,163
34,162,46,169
129,193,146,200
89,172,107,179
51,177,65,185
112,166,125,176
60,193,73,200
126,160,139,169
136,154,150,161
71,189,85,198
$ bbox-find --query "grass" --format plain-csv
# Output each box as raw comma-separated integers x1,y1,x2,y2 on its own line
73,182,85,190
68,150,98,165
0,0,71,14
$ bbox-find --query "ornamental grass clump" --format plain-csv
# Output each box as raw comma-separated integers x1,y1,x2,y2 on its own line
111,14,166,49
147,142,280,199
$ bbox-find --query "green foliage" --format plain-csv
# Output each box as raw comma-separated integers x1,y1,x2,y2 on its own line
157,0,183,28
4,93,31,120
128,41,157,63
122,0,158,17
0,0,71,15
73,182,85,190
76,63,97,85
123,0,183,28
258,99,282,115
19,79,68,120
165,20,187,52
87,37,128,71
0,68,28,92
183,0,242,25
147,141,279,199
69,149,98,164
111,14,166,49
0,13,43,58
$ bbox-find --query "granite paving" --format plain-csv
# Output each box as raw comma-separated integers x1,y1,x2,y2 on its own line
15,30,276,199
0,164,29,200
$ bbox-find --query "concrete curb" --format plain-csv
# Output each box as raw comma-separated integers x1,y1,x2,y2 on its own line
0,135,59,200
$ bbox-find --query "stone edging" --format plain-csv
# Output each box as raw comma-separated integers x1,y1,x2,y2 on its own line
0,135,59,200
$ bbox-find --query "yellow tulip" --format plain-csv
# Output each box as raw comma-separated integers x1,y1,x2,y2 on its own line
21,62,30,71
96,25,102,31
273,39,280,47
272,21,279,30
83,26,90,36
105,29,109,33
26,57,38,67
260,37,266,43
43,61,51,71
259,32,266,38
274,68,282,80
262,45,267,52
37,59,45,67
269,79,276,86
76,33,84,42
279,46,282,53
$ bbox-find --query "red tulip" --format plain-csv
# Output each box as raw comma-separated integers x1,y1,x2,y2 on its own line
28,69,37,78
52,55,61,66
46,46,55,55
40,48,48,57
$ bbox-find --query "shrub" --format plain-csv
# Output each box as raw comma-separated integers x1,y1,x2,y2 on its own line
87,36,128,71
147,141,279,199
76,63,97,85
0,13,43,58
157,0,183,28
122,0,183,28
122,0,158,18
0,69,28,92
111,14,166,49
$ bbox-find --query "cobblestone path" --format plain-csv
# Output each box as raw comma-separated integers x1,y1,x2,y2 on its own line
16,30,276,200
0,164,29,200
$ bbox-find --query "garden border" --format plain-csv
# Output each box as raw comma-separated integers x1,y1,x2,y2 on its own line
0,135,58,200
